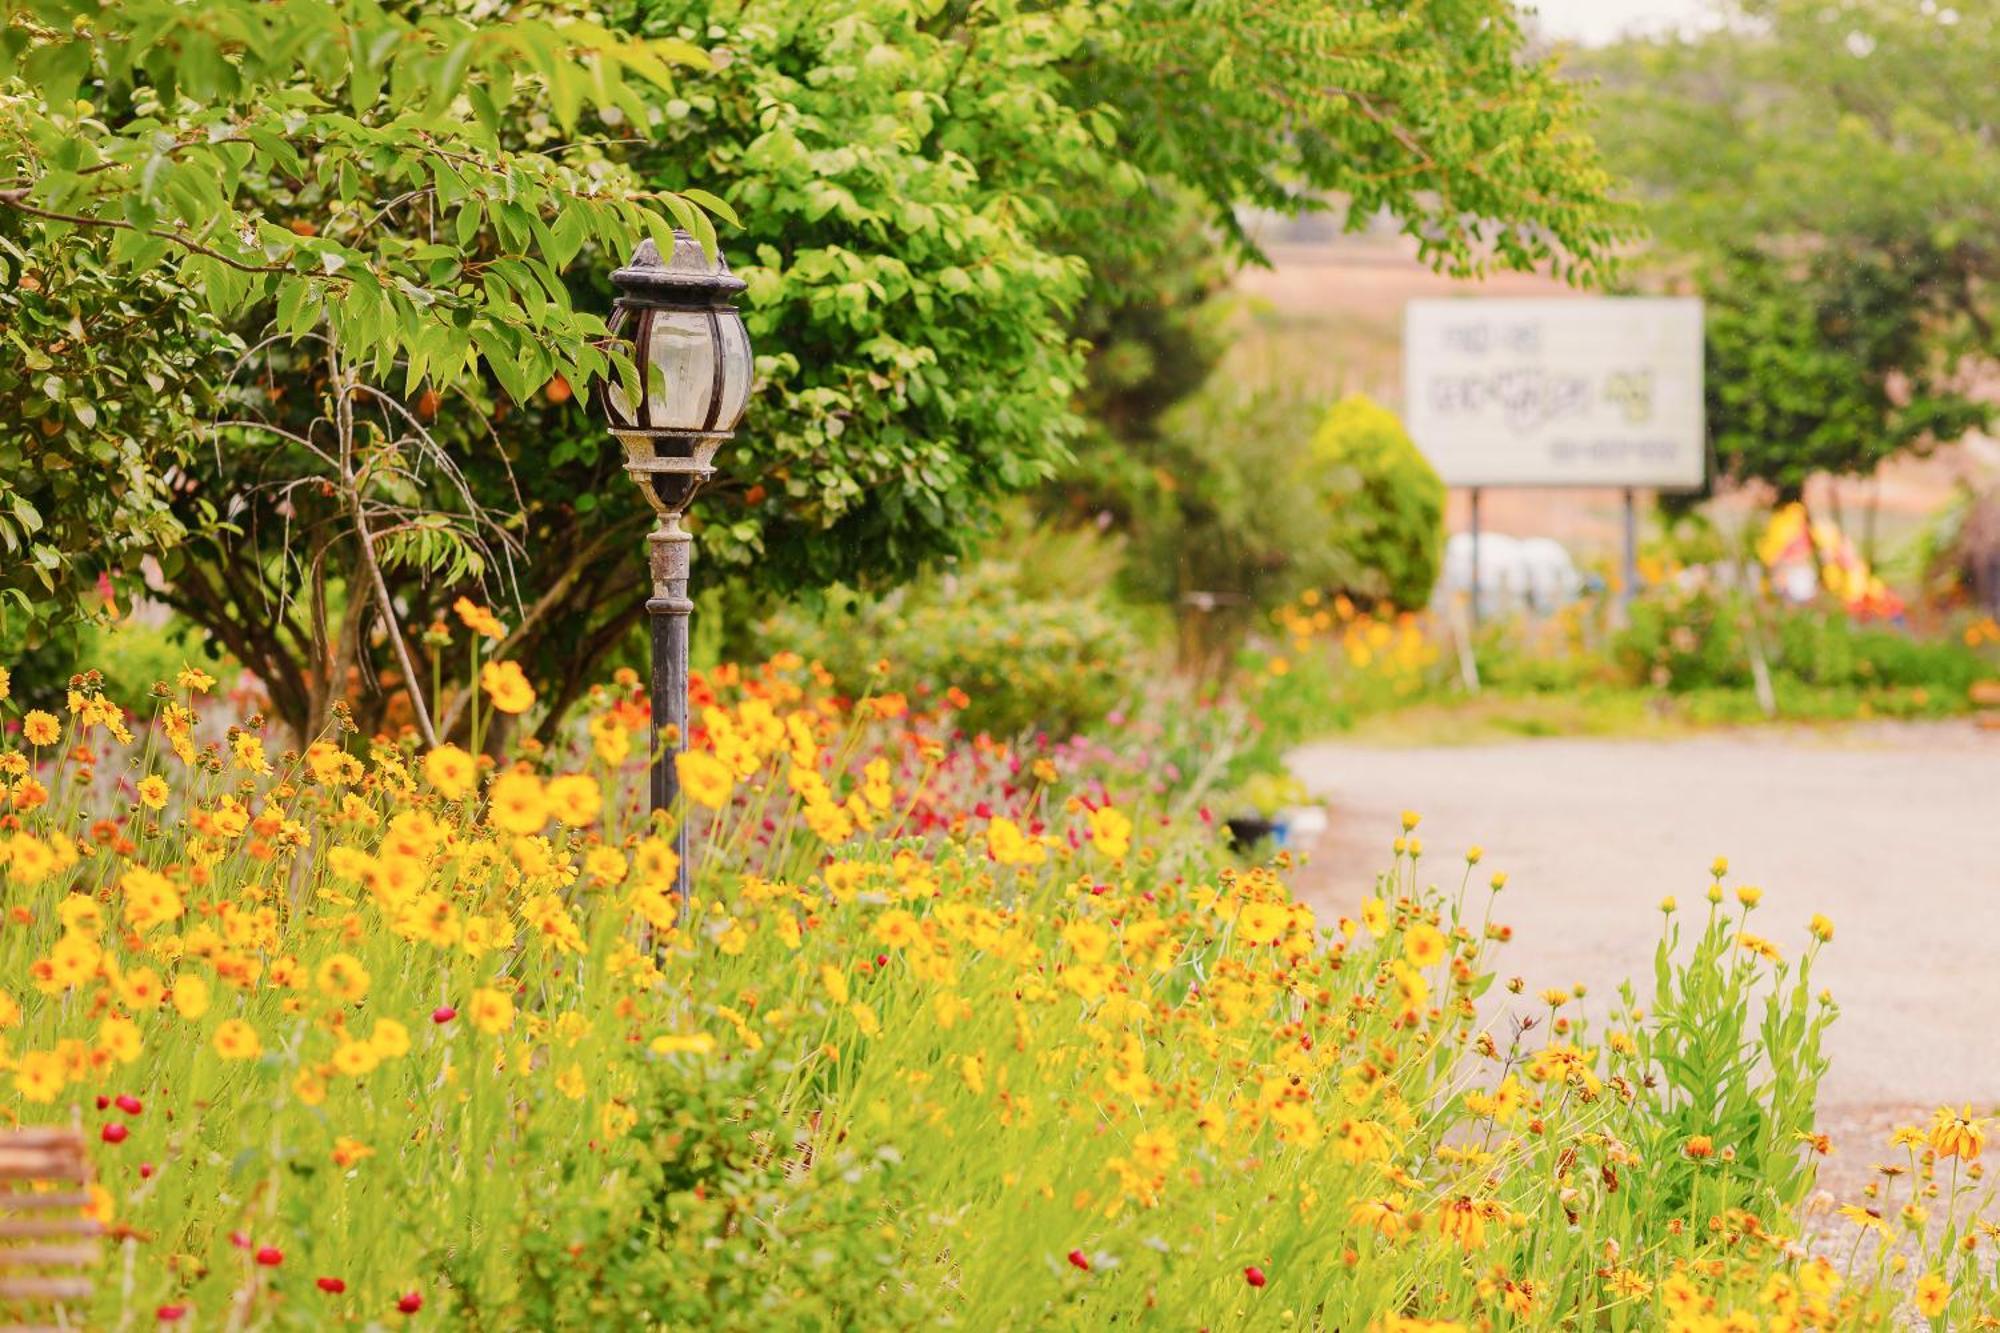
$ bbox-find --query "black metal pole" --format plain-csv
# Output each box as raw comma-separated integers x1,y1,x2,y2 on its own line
647,517,694,900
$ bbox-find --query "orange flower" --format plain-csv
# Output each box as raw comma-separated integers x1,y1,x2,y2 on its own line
480,660,536,714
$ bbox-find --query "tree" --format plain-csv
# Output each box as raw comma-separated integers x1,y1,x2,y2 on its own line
1,0,719,738
1586,0,1996,498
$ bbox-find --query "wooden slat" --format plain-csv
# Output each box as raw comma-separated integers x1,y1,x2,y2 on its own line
0,1244,97,1268
0,1276,91,1301
0,1195,91,1214
0,1133,84,1153
0,1221,97,1241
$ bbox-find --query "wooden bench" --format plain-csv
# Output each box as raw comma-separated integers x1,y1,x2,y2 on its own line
0,1128,98,1333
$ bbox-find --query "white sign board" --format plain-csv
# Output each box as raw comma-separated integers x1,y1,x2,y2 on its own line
1403,298,1706,488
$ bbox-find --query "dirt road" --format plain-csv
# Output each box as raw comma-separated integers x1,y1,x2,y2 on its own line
1288,723,2000,1136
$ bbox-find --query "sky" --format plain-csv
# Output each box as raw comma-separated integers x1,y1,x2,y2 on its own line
1523,0,1715,45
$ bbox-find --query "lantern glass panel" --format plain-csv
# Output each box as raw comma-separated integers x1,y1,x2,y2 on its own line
715,310,753,431
640,311,720,432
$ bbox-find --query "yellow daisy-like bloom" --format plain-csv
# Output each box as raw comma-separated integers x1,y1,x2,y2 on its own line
135,774,170,810
1929,1105,1985,1163
469,985,515,1034
315,952,371,1004
454,596,507,639
22,710,60,747
1360,896,1389,938
1914,1271,1949,1318
488,770,548,836
212,1018,262,1061
1404,922,1448,968
172,974,211,1020
480,659,536,714
424,744,477,801
545,774,602,828
675,749,735,811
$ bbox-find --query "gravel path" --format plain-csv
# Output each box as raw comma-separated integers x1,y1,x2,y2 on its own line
1287,721,2000,1169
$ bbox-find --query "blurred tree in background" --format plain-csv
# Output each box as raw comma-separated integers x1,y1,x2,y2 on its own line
1588,0,1995,503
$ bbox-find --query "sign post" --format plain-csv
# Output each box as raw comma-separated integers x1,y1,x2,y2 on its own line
1404,297,1705,619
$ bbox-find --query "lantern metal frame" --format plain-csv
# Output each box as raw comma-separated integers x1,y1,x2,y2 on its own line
599,233,751,900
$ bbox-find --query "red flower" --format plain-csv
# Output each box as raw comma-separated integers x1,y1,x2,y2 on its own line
396,1291,424,1314
255,1246,284,1267
432,1006,457,1024
116,1094,143,1115
95,1095,111,1110
317,1277,347,1294
1067,1249,1090,1271
139,1162,155,1179
157,1304,189,1322
100,1123,128,1145
1244,1266,1267,1288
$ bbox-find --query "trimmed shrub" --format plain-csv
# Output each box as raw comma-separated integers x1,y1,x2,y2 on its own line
1308,394,1447,611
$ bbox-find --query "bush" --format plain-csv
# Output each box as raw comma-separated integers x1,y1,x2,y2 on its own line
1307,394,1447,611
764,557,1145,740
1616,584,1997,705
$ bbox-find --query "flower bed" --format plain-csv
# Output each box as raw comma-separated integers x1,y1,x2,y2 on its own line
0,660,1989,1328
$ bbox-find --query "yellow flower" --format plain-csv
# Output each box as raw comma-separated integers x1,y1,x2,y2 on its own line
1929,1105,1985,1163
332,1136,375,1169
488,770,548,836
213,1018,262,1061
425,745,477,800
480,660,536,714
675,749,735,810
1087,806,1133,859
172,974,211,1020
545,774,602,828
469,986,515,1034
1809,913,1834,942
369,1018,411,1059
97,1015,142,1065
1404,922,1447,968
13,1050,64,1103
1360,897,1389,938
454,596,507,639
315,952,371,1004
136,774,170,810
177,665,217,693
22,709,59,747
1399,809,1420,832
1914,1271,1949,1318
331,1040,380,1077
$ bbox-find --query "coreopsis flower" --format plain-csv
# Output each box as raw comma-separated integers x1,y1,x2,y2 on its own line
424,745,477,800
212,1019,261,1061
316,953,371,1004
1915,1272,1950,1318
544,774,601,828
453,597,506,639
177,665,216,693
1360,897,1389,937
1809,913,1834,942
136,774,170,810
172,974,211,1020
1929,1106,1986,1163
1684,1136,1715,1160
487,771,548,835
1087,805,1132,859
20,710,59,747
480,660,536,714
468,986,514,1034
1404,923,1447,968
675,750,735,810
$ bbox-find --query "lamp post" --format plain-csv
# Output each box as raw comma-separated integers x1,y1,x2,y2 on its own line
598,232,753,898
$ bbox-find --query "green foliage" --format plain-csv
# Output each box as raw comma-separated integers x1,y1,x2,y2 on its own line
1115,383,1361,664
1614,586,1995,702
1307,395,1446,611
770,562,1145,742
0,0,718,732
1588,1,1995,494
1624,897,1834,1219
476,1047,925,1330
